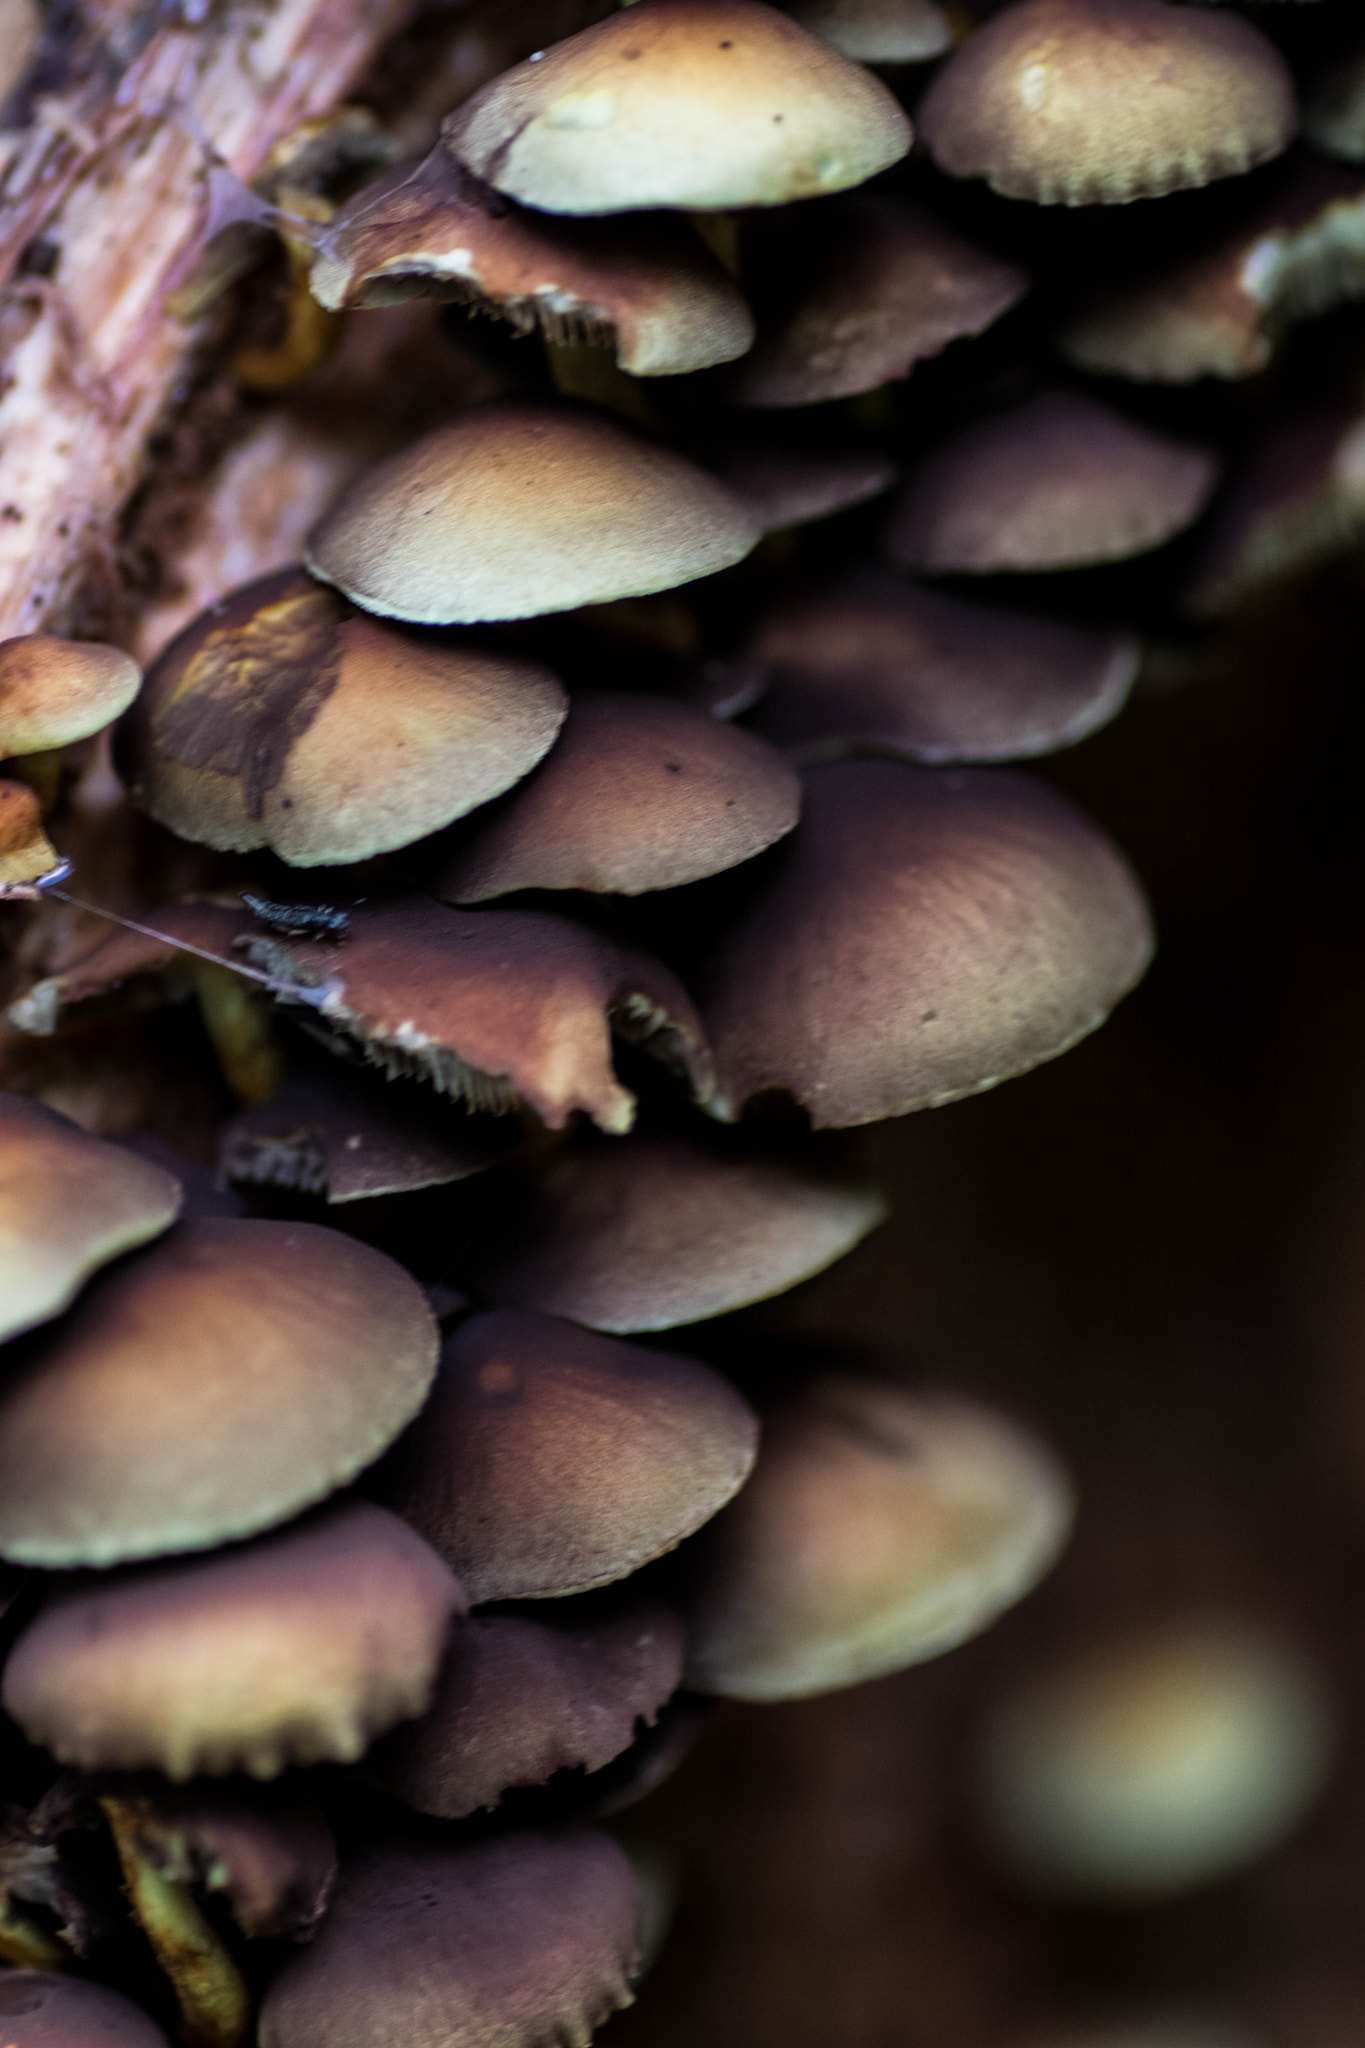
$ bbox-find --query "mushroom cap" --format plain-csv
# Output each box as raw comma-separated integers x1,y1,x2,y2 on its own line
0,1217,439,1567
123,569,567,866
371,1598,686,1818
747,567,1138,762
380,1309,758,1600
730,194,1026,409
219,1066,514,1204
916,0,1296,208
703,760,1153,1127
883,390,1219,574
713,444,898,533
441,0,912,216
685,1377,1073,1700
975,1619,1336,1900
3,1500,464,1780
4,901,256,1038
786,0,952,66
0,1093,182,1343
0,779,63,891
0,637,141,756
0,1973,170,2048
305,400,759,626
310,149,755,378
484,1133,887,1332
243,898,712,1134
258,1831,640,2048
117,1788,336,1939
439,689,800,901
1058,165,1365,385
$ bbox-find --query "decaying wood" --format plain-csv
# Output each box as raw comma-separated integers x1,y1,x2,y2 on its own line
0,0,415,641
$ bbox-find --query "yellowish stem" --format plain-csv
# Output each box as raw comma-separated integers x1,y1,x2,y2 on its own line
544,340,663,432
101,1798,252,2048
0,1894,70,1971
193,963,285,1105
686,211,741,280
8,749,64,814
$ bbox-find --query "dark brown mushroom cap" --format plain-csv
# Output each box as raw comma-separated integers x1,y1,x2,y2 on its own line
370,1598,686,1818
916,0,1296,207
120,1788,336,1939
746,567,1138,763
310,149,755,377
0,1094,182,1343
0,1217,439,1567
441,0,911,216
883,390,1218,574
244,898,712,1134
439,690,800,901
219,1067,514,1204
3,1500,463,1779
703,760,1153,1127
1058,164,1365,384
0,637,141,756
729,194,1026,409
786,0,951,66
685,1377,1073,1699
1308,43,1365,163
258,1831,640,2048
712,444,897,534
123,569,566,866
484,1133,886,1332
0,778,62,893
305,400,759,626
0,1973,170,2048
380,1309,758,1599
1183,397,1365,619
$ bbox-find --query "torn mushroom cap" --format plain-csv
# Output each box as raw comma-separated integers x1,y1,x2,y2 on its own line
916,0,1296,208
3,1500,463,1781
442,0,911,216
974,1618,1336,1900
785,0,952,66
713,444,897,534
730,194,1026,409
380,1309,758,1600
243,897,712,1134
439,690,800,901
0,1217,438,1568
0,780,62,891
746,566,1138,763
0,1973,171,2048
5,901,255,1039
259,1831,640,2048
370,1597,686,1819
884,390,1218,575
310,148,755,378
0,1093,181,1344
1058,164,1365,385
484,1133,886,1333
0,637,140,757
703,760,1153,1127
123,568,566,867
306,399,759,626
686,1377,1073,1700
120,1788,336,1940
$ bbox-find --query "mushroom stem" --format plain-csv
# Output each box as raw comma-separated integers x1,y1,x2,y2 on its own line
687,211,742,279
8,750,65,815
101,1797,253,2048
0,1893,70,1972
192,964,285,1106
544,339,663,430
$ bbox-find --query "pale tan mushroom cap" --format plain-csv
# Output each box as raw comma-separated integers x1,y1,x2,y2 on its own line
124,569,567,866
0,1972,170,2048
382,1309,758,1600
884,390,1218,574
440,689,800,900
0,637,141,756
786,0,952,66
442,0,911,216
485,1133,887,1332
0,1218,439,1567
917,0,1296,207
371,1599,686,1818
976,1620,1337,1899
259,1831,640,2048
686,1377,1073,1700
306,401,759,626
311,148,755,377
704,760,1154,1127
0,1094,182,1344
3,1501,464,1780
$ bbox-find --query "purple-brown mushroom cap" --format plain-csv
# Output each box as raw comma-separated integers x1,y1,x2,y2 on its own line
0,1973,170,2048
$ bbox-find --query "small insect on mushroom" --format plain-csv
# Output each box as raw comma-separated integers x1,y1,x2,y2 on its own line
241,892,352,939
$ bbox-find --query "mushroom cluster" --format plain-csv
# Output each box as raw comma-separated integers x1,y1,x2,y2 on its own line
7,0,1362,2039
